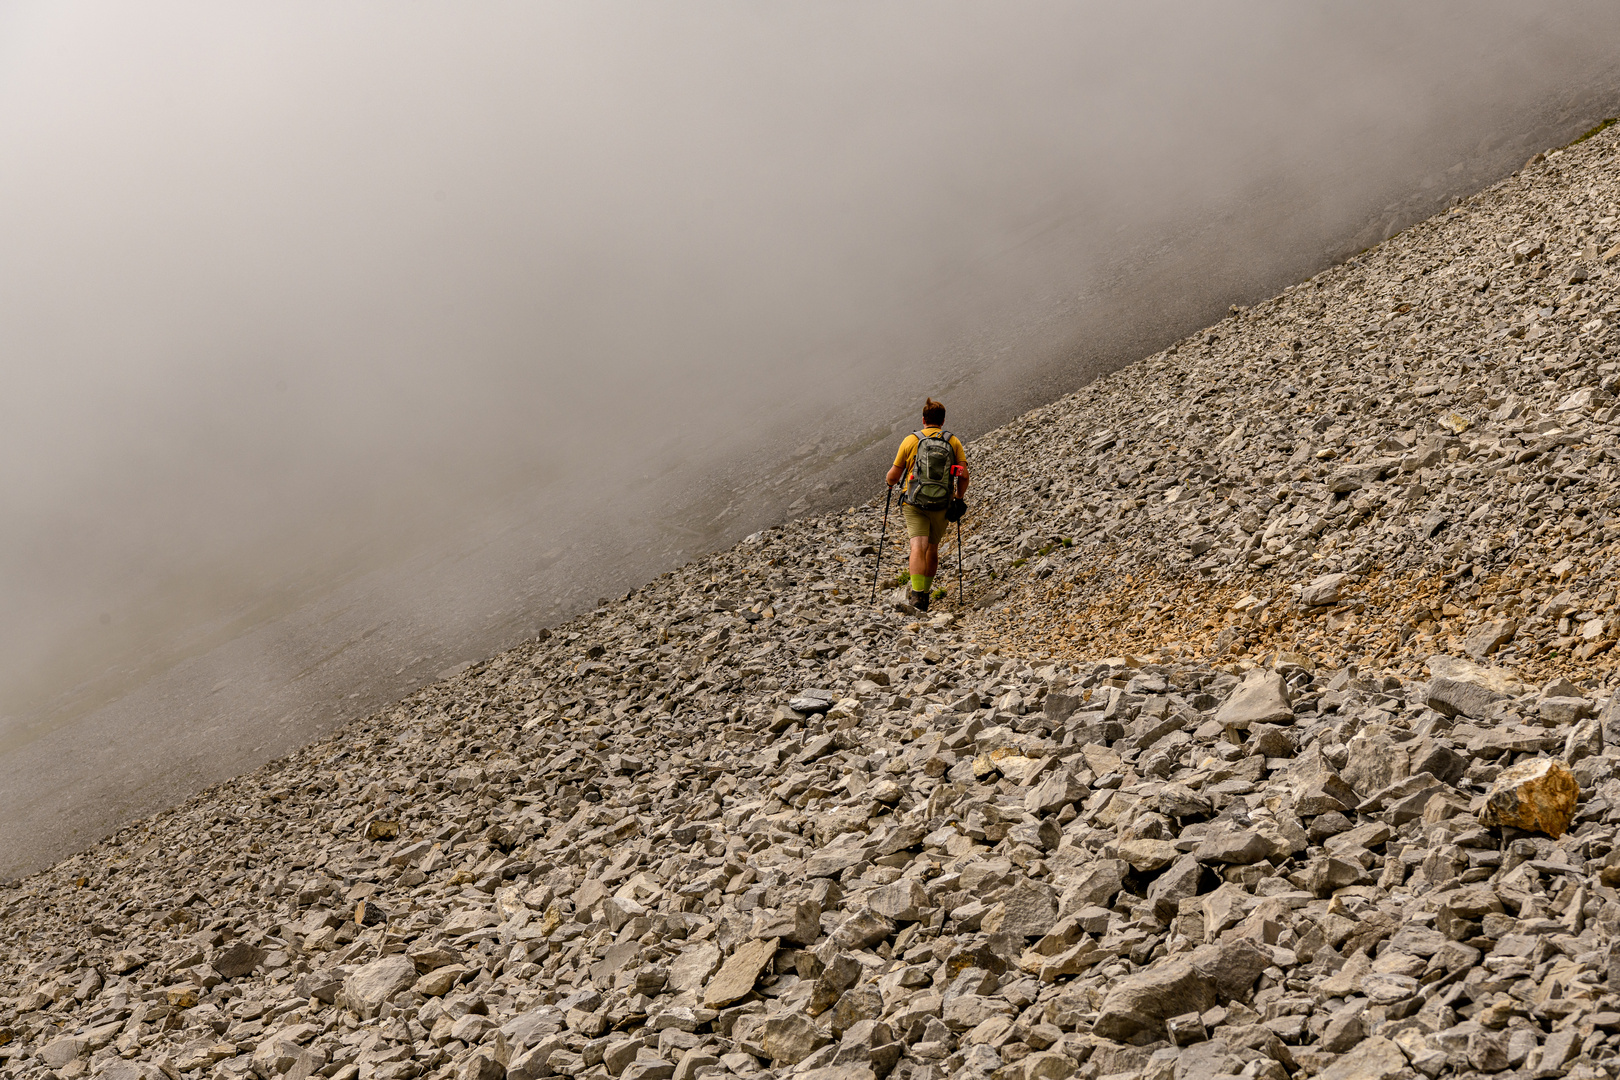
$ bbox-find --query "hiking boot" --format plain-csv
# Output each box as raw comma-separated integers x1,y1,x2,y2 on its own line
910,589,931,612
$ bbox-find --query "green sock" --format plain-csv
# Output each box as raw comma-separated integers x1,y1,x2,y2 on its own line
911,573,931,592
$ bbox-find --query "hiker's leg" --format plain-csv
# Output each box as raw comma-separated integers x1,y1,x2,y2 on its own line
906,536,933,606
922,510,946,579
908,536,930,577
903,508,945,603
903,507,932,580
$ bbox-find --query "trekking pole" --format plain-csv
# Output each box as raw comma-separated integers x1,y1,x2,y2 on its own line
871,486,893,602
957,517,965,605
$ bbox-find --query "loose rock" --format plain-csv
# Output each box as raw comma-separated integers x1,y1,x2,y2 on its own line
11,118,1620,1080
1477,756,1580,838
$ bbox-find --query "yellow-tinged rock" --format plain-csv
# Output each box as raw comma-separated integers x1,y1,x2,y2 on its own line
1425,654,1528,696
1478,757,1579,838
411,964,468,997
973,747,1039,783
1438,412,1471,435
1117,838,1180,873
165,984,200,1008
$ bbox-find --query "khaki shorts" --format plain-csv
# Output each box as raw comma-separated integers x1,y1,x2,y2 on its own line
903,503,948,545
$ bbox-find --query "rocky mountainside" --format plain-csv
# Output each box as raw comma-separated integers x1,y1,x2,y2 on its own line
966,123,1620,685
5,125,1620,1080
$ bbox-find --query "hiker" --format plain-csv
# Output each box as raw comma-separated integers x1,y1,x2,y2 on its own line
885,397,968,611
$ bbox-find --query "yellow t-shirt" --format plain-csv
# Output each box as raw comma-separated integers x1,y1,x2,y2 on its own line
893,427,967,485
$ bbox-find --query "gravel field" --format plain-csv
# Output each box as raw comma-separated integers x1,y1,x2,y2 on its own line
6,124,1620,1080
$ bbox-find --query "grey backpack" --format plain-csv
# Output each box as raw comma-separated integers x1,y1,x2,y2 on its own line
902,430,956,511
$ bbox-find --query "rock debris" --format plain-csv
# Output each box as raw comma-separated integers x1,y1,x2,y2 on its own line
969,123,1620,688
7,129,1620,1080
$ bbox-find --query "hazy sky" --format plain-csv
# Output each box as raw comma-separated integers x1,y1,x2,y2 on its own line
2,3,1619,835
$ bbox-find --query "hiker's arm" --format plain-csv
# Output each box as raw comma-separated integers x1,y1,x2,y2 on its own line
956,466,970,498
886,436,915,487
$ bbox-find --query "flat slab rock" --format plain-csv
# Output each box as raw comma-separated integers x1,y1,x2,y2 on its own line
701,937,777,1009
1315,1035,1408,1080
1213,668,1293,728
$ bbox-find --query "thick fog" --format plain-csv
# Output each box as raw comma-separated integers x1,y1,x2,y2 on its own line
3,2,1619,878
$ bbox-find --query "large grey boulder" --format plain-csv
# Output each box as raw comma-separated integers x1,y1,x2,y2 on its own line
1424,676,1504,719
988,880,1058,937
212,941,265,980
866,879,929,922
760,1013,831,1066
1193,823,1279,865
1024,769,1087,815
1091,959,1218,1040
1299,573,1348,606
1316,1037,1408,1080
1093,934,1273,1040
342,955,417,1019
1214,669,1293,729
1601,694,1620,749
38,1035,88,1069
